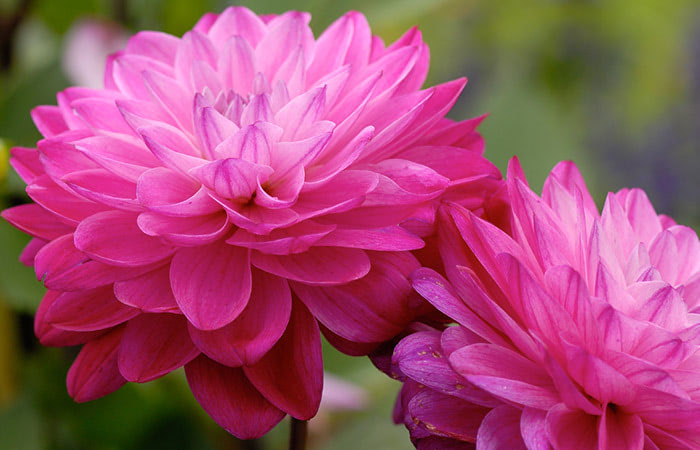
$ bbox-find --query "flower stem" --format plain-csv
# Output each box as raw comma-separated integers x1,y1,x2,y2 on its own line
289,417,307,450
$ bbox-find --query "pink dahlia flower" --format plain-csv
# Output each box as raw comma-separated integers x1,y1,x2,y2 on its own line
1,7,501,438
392,159,700,449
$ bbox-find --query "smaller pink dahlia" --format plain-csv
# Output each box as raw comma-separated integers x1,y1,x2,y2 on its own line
2,7,501,439
392,159,700,449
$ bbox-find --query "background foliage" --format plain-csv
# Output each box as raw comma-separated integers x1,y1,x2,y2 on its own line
1,0,698,448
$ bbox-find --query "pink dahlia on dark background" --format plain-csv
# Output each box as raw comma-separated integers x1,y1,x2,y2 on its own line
1,7,502,438
392,159,700,449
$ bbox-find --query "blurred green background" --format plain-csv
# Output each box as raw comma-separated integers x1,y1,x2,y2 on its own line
1,0,698,449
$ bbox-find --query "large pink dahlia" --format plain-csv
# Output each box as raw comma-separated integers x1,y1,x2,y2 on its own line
1,7,501,438
392,159,700,449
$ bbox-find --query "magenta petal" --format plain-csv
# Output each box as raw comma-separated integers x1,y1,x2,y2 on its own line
74,210,175,267
27,175,109,224
188,269,291,367
598,406,644,450
46,286,140,331
170,243,251,330
394,331,498,407
35,290,105,347
137,167,220,216
1,204,73,240
62,168,142,212
243,300,322,420
475,405,527,450
316,226,424,251
292,251,416,342
113,265,179,313
35,234,153,291
252,246,370,286
137,211,230,246
520,407,549,450
546,404,599,450
185,356,285,439
67,326,127,402
118,313,200,382
408,390,490,442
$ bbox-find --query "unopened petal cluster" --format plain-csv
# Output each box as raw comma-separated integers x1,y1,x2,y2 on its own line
393,159,700,449
1,7,501,438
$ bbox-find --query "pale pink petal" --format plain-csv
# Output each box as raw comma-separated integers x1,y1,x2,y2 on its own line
118,313,199,382
185,356,285,439
244,300,322,419
170,243,251,330
190,158,273,201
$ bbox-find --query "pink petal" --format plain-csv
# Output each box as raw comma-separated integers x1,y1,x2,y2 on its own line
449,343,554,394
188,269,291,367
243,300,322,419
170,243,251,330
27,175,109,225
137,211,230,246
185,356,285,439
71,97,134,135
74,135,158,182
74,210,175,267
214,122,279,163
31,105,68,137
117,313,200,382
475,405,527,450
45,286,140,331
67,326,127,402
62,168,142,211
138,124,204,174
10,147,43,184
193,102,240,159
124,31,178,64
113,265,179,313
252,246,370,286
137,167,220,216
